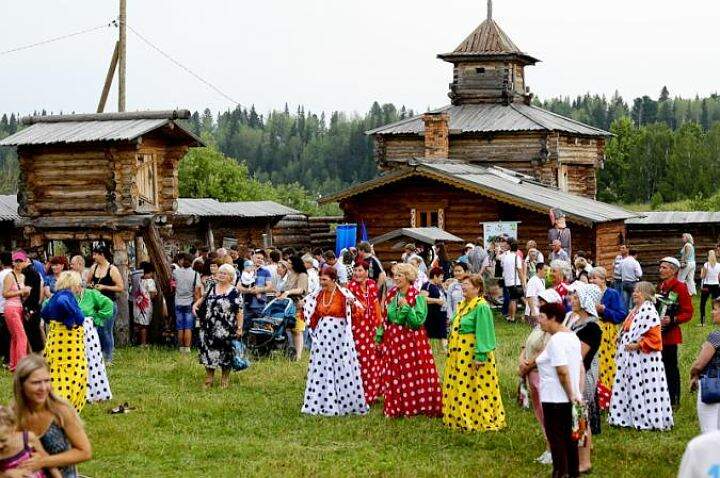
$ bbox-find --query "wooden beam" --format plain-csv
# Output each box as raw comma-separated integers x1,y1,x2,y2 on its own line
97,41,119,113
118,0,127,112
113,232,131,346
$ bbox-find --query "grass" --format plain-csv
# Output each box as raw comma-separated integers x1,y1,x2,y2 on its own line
0,301,710,477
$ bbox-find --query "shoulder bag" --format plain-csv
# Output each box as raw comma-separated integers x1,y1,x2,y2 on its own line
701,364,720,404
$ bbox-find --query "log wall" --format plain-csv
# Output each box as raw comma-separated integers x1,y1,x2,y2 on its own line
626,223,720,284
341,176,597,265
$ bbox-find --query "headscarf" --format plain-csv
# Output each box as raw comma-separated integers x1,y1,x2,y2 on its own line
568,281,599,318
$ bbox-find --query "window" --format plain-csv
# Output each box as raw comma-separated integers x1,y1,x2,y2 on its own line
475,67,486,74
136,153,157,206
411,208,444,229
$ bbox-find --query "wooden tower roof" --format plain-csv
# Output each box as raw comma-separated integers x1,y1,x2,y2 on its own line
438,0,539,65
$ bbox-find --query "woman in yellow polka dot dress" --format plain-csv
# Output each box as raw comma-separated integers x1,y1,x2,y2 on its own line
40,271,88,412
443,274,506,431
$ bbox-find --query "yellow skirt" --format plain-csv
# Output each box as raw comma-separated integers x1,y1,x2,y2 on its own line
598,321,618,392
44,322,87,413
443,331,506,431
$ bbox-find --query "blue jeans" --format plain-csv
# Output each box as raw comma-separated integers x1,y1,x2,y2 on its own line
621,281,637,312
97,302,117,363
501,285,510,315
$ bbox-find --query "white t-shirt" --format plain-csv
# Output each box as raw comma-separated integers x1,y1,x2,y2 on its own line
704,262,720,285
536,331,582,403
173,267,201,307
501,252,522,286
678,430,720,478
524,276,546,316
333,261,348,284
0,268,11,314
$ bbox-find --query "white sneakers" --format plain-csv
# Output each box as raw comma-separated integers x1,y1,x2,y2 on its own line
536,451,552,465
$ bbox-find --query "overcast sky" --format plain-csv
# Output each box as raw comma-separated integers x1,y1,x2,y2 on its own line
0,0,717,117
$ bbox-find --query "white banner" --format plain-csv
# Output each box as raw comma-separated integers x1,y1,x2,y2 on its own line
481,221,519,249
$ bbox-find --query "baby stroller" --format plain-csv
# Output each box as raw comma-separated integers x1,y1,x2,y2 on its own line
245,298,296,358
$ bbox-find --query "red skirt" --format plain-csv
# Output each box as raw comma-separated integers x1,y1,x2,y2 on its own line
380,323,443,418
352,316,383,405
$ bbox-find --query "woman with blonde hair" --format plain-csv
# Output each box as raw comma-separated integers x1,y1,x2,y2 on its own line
700,250,720,326
12,354,91,477
193,263,243,389
40,272,87,412
679,233,697,295
377,263,442,418
609,281,673,430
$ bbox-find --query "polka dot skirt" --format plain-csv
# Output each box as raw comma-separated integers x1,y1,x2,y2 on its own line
379,323,442,418
44,321,88,413
83,318,112,403
350,308,383,405
301,318,369,416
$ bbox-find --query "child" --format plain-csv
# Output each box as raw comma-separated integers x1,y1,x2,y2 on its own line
133,261,157,346
0,406,61,478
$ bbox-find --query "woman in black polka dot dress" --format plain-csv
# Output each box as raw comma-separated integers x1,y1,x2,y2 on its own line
609,281,673,430
301,267,368,416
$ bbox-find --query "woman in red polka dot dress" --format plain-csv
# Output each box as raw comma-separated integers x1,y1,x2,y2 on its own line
347,260,383,405
377,263,442,418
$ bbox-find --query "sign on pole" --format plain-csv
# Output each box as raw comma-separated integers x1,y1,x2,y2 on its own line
481,221,520,249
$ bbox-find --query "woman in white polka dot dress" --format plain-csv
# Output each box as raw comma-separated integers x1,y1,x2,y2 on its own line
301,266,368,416
609,281,673,430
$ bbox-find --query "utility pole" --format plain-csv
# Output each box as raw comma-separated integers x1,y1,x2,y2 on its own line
97,0,126,113
118,0,127,112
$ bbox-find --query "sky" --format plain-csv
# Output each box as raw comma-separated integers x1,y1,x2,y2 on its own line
0,0,718,117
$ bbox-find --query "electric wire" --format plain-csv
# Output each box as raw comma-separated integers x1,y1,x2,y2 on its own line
0,20,116,56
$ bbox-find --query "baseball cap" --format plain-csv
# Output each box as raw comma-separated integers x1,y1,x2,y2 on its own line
11,250,27,262
660,257,681,269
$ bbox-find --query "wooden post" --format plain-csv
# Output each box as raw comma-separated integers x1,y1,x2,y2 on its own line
118,0,127,112
206,222,215,251
134,235,145,268
113,232,130,346
97,41,119,113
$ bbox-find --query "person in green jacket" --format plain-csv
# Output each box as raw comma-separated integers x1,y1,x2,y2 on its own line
443,274,506,431
69,271,114,403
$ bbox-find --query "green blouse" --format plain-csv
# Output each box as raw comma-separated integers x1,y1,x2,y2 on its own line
386,292,428,329
453,297,496,362
78,288,114,327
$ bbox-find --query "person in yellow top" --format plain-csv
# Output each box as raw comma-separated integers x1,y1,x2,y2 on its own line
443,274,506,431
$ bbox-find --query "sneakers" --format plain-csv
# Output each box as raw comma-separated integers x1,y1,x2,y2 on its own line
536,451,552,465
179,346,191,354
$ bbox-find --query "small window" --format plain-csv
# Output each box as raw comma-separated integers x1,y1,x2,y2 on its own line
412,208,444,229
136,153,157,206
476,67,486,74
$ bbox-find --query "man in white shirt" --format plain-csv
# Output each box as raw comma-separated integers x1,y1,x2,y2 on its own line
525,262,547,323
612,244,628,293
678,431,720,478
501,240,526,322
620,248,643,310
322,250,348,285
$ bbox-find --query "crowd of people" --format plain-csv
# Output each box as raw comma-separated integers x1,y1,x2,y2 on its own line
0,228,717,476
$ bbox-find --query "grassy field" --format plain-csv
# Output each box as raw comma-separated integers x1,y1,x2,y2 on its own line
0,301,709,478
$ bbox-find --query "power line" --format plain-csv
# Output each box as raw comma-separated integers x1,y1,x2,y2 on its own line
127,24,240,105
0,20,116,56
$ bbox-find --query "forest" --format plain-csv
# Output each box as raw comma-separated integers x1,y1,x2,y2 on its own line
2,87,720,212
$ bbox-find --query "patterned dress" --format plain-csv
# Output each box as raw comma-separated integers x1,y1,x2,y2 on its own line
41,290,87,413
596,287,626,411
301,286,368,416
443,297,506,431
347,279,383,404
608,301,673,430
198,286,242,370
378,287,442,418
78,288,114,403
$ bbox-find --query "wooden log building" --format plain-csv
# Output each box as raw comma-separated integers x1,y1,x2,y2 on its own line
171,198,299,251
626,212,720,284
0,110,204,344
323,4,637,271
0,195,22,251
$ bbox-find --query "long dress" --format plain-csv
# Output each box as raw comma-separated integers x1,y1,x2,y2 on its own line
301,286,368,416
198,286,242,370
347,279,383,404
378,286,442,418
596,287,626,411
78,288,114,403
608,301,674,430
443,297,506,431
41,290,87,412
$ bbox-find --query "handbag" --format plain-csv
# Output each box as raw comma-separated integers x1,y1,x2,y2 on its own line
230,339,250,371
195,284,214,320
701,366,720,404
11,273,33,322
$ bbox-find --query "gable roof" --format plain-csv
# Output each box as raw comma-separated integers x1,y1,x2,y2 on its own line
366,103,610,137
320,159,637,226
626,211,720,225
370,227,465,246
0,110,203,147
176,198,298,219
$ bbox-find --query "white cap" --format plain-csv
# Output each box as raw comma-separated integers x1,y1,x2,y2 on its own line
465,243,475,249
538,288,562,304
660,257,681,269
